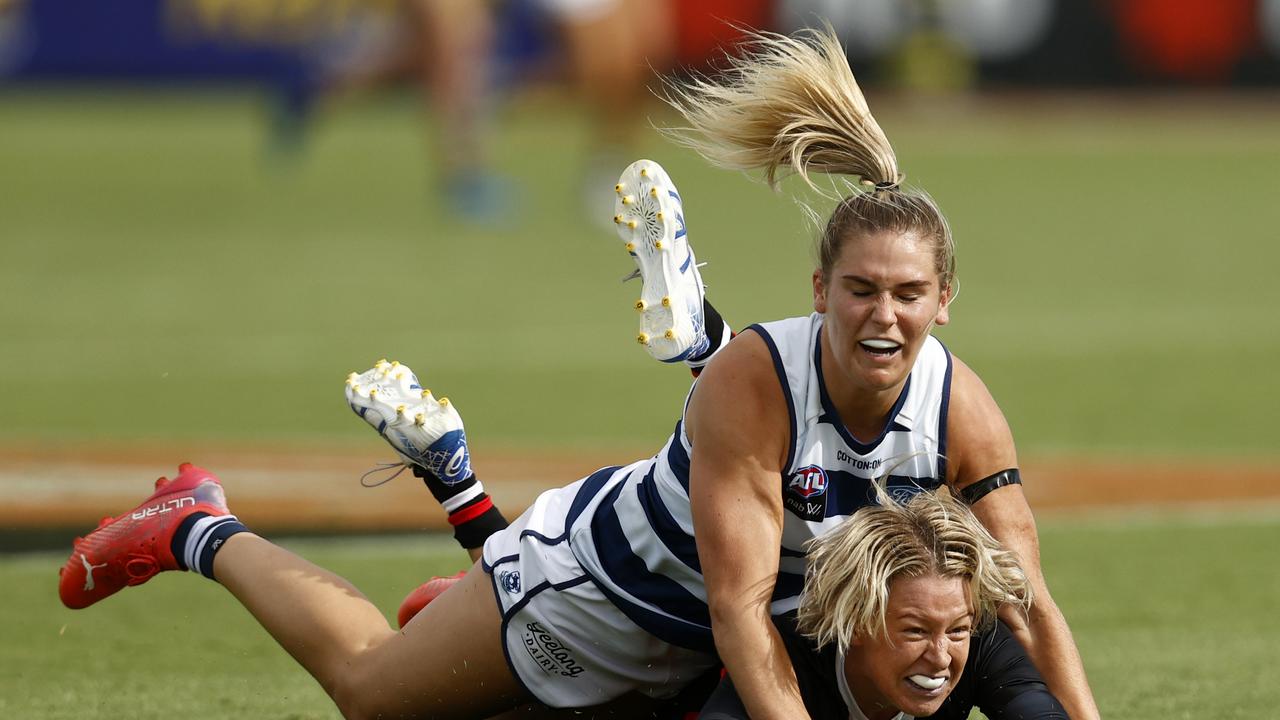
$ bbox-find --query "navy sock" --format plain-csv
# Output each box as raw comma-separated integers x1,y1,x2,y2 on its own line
172,512,249,580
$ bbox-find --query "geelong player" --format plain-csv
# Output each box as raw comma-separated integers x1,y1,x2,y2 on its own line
398,482,1070,720
58,27,1097,720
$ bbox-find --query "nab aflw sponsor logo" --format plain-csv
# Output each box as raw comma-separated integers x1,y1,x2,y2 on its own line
785,465,829,522
523,622,585,678
131,496,195,520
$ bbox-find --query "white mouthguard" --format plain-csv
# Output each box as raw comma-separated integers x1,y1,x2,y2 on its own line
908,674,945,690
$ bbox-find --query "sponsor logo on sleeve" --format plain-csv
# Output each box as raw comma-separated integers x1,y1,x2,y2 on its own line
784,465,829,522
523,621,585,678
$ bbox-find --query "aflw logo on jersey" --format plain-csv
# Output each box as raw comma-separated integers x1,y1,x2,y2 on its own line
785,465,829,522
788,466,828,498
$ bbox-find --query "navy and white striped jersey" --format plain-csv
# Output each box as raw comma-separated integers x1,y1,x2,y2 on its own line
567,313,953,652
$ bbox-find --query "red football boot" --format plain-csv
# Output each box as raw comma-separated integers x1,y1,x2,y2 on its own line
397,570,466,628
59,463,229,609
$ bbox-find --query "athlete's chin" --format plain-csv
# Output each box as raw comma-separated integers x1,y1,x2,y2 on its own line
900,698,947,717
851,366,909,393
892,689,949,718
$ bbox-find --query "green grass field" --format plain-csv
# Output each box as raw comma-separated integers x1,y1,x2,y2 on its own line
3,509,1278,719
1,90,1278,456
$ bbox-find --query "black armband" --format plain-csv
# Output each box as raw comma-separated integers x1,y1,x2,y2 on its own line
959,468,1022,505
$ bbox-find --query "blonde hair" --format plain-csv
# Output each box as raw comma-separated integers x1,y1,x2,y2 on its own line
796,487,1030,651
663,26,955,289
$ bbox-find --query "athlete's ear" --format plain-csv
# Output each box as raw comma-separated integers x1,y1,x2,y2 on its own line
935,281,952,326
813,268,828,314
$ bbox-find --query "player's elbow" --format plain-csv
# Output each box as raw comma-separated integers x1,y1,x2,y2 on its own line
707,595,741,635
706,585,775,651
707,581,773,624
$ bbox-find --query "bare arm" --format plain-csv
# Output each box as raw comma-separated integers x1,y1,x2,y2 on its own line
947,356,1100,720
687,333,811,720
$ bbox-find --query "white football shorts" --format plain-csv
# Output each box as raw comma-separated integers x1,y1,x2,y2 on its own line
482,466,717,708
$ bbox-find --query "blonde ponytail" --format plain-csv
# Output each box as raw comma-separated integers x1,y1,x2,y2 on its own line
663,26,901,191
663,25,954,288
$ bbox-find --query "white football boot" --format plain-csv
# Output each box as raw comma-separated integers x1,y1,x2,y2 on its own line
613,159,710,363
345,360,472,485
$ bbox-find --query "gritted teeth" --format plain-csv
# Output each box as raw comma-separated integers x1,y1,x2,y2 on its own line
908,674,946,690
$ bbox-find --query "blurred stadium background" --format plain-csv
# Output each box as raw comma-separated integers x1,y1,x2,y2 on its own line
2,0,1278,717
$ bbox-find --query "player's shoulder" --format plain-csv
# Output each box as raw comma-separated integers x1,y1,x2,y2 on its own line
770,614,847,720
947,621,1043,698
960,620,1067,718
968,618,1021,668
699,313,814,391
698,325,776,387
920,621,1040,720
746,312,828,353
686,323,795,466
945,354,1008,433
941,351,1017,484
945,351,986,400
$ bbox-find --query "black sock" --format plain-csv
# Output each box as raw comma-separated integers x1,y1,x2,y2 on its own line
412,466,509,551
689,299,733,372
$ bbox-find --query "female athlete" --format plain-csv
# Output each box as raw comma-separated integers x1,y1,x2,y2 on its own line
698,487,1067,720
58,27,1097,720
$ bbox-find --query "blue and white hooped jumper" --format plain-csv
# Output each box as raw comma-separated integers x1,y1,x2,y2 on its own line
481,313,953,707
